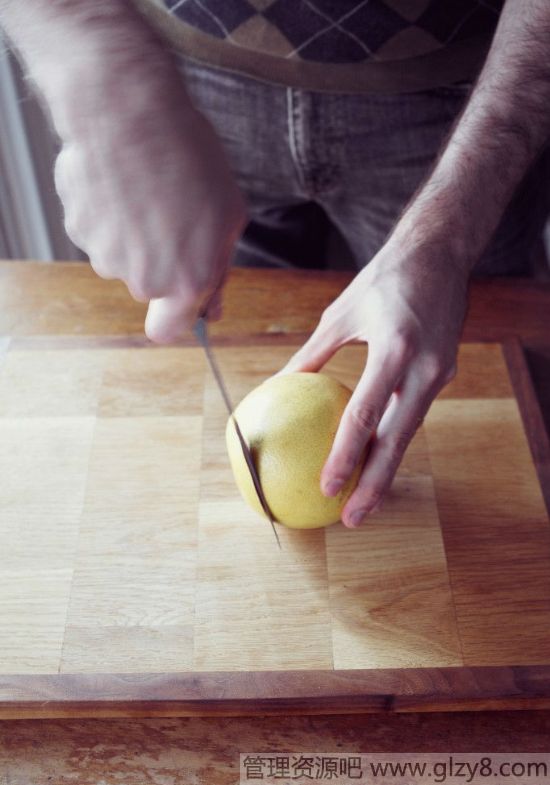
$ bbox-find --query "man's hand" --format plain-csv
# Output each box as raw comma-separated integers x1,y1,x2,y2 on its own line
1,0,246,341
54,86,246,342
282,240,467,528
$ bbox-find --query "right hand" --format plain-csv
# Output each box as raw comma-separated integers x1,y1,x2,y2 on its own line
54,70,247,342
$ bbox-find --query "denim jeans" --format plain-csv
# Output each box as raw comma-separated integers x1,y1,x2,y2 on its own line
177,57,549,276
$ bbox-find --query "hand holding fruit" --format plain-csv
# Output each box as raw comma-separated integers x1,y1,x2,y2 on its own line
280,236,468,528
226,372,365,529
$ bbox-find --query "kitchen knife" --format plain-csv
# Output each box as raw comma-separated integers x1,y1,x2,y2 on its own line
193,316,282,550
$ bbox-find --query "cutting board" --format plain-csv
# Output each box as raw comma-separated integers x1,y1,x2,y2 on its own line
1,335,550,718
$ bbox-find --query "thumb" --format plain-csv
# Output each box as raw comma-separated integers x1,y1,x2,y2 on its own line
280,320,339,374
145,292,198,344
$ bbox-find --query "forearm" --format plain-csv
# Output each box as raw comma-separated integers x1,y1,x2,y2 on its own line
393,0,550,272
0,0,192,136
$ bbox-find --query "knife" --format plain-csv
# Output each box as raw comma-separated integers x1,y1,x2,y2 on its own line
193,316,281,550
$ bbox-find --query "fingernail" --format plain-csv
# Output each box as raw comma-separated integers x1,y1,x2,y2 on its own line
323,478,344,497
349,508,368,527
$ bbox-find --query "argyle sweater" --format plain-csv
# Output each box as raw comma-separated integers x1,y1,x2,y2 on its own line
134,0,504,93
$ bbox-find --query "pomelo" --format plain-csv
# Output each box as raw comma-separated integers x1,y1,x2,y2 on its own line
225,372,364,529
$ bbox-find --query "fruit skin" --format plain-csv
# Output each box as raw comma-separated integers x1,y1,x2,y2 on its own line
225,372,364,529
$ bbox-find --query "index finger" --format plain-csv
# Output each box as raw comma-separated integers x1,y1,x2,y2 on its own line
340,371,434,527
321,340,408,497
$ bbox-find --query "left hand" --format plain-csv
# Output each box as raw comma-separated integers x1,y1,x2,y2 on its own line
280,237,469,528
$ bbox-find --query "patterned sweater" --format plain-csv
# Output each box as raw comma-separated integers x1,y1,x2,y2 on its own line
133,0,504,93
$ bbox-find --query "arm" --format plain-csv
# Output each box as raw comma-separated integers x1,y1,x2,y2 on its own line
284,0,550,527
0,0,173,123
394,0,550,268
0,0,246,338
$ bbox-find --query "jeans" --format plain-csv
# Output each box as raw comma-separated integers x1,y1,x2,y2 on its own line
177,57,549,276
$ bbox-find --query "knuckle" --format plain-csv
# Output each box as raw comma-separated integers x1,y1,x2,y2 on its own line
383,429,415,462
319,305,335,328
54,146,76,199
338,448,364,478
63,213,82,245
392,330,413,360
444,362,458,385
89,255,115,281
349,403,381,434
419,353,446,386
88,243,117,281
365,485,386,509
317,301,350,346
53,152,68,189
54,169,67,200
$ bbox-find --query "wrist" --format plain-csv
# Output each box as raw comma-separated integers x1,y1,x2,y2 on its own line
49,47,194,140
390,183,479,277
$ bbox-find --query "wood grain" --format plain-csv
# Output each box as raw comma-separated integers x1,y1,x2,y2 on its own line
0,336,550,716
326,429,462,670
2,262,550,346
425,397,550,665
97,347,205,417
60,416,202,673
0,418,95,672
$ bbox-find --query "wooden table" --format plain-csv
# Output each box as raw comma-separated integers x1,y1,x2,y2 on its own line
2,261,550,782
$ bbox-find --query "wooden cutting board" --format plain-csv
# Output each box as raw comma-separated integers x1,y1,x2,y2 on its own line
1,335,550,718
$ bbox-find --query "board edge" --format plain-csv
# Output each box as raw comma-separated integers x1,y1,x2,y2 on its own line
502,336,550,517
3,665,550,718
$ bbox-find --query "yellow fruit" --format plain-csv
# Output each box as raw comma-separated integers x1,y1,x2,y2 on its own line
225,372,364,529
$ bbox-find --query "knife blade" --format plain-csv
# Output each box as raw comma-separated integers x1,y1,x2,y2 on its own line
193,316,281,550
